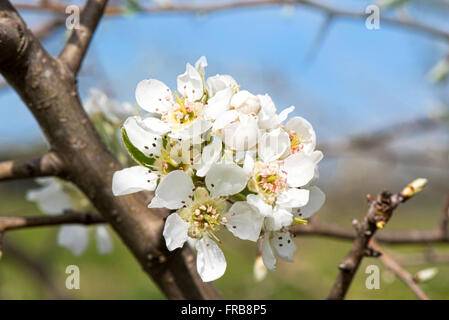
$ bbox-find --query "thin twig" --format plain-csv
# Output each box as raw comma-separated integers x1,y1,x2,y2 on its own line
327,181,425,300
371,240,430,300
2,241,69,299
13,0,449,41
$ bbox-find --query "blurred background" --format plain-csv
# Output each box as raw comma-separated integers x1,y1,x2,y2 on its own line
0,0,448,299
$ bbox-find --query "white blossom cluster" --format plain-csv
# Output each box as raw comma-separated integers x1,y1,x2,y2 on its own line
112,57,325,282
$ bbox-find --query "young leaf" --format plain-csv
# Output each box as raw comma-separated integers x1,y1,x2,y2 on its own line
121,127,155,167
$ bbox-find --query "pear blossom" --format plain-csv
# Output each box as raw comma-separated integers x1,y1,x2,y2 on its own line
112,56,326,281
27,178,113,256
135,57,212,140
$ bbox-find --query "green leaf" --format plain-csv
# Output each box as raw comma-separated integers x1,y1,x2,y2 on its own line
121,127,155,168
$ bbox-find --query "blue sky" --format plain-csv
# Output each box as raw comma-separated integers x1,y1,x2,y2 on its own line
1,1,448,148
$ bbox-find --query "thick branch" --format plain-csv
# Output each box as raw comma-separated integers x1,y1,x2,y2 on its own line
371,241,430,300
59,0,109,74
0,1,219,299
0,210,105,232
0,152,64,182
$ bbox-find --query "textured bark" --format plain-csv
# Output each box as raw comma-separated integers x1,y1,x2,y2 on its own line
327,191,402,300
0,1,219,300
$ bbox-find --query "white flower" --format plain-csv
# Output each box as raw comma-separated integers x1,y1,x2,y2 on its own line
162,186,229,282
257,94,295,130
206,74,237,97
281,116,317,158
26,178,73,215
261,228,296,271
111,55,326,280
149,166,250,209
27,178,113,256
230,90,261,115
292,186,326,219
135,58,211,139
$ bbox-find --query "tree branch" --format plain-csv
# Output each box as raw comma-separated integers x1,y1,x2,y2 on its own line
291,219,449,244
370,240,430,300
1,1,220,299
0,210,105,232
0,152,64,182
59,0,109,74
13,0,449,41
327,180,425,300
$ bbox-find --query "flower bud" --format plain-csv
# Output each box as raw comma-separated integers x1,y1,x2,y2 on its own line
414,267,438,283
230,90,260,115
253,255,267,282
401,178,428,199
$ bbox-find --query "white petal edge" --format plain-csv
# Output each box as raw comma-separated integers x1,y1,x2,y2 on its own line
163,213,189,251
225,201,264,242
195,237,227,282
112,166,158,196
95,225,114,254
135,79,173,114
149,170,194,210
205,163,249,197
57,225,89,256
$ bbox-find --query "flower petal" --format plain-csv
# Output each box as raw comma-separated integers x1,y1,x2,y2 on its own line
283,153,316,187
26,178,73,215
195,56,208,70
246,194,273,217
277,106,295,124
258,128,290,163
206,74,237,97
135,79,173,113
58,225,89,256
262,235,276,271
195,139,223,177
177,63,203,102
204,87,233,120
169,119,212,140
285,116,316,154
112,166,158,196
95,225,113,254
296,186,325,218
195,237,227,282
123,116,163,157
212,110,238,131
276,188,309,209
205,163,249,197
149,170,194,209
222,114,259,151
141,116,170,136
163,213,189,251
257,94,277,129
272,231,296,262
265,206,293,231
225,201,263,242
